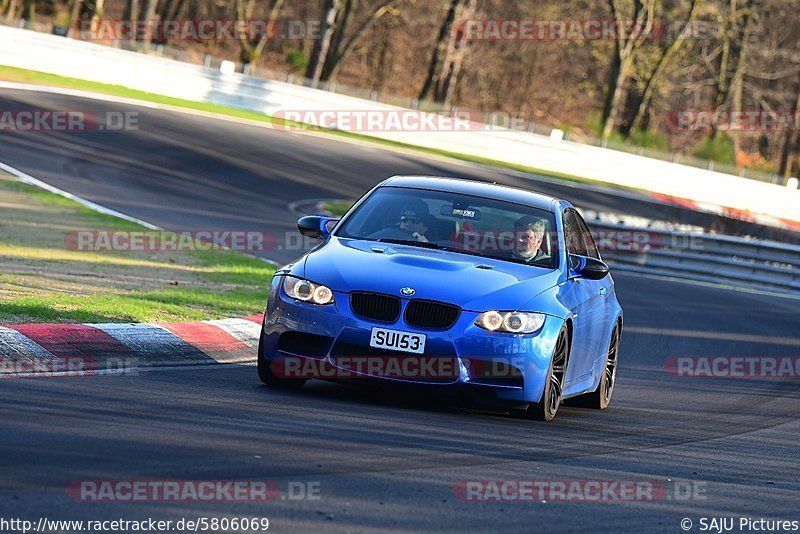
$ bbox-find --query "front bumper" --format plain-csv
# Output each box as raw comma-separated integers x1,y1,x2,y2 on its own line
260,277,564,404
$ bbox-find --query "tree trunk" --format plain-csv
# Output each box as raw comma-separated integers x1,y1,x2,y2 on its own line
600,37,621,135
711,0,760,137
602,54,635,139
435,0,475,107
126,0,140,41
23,0,34,22
729,0,759,155
252,0,285,64
418,0,460,102
162,0,186,26
238,0,283,67
321,0,400,82
141,0,157,47
67,0,83,36
90,0,106,33
778,76,800,180
629,0,701,134
323,0,354,78
600,0,655,139
370,22,392,92
238,0,285,66
305,0,342,87
6,0,21,19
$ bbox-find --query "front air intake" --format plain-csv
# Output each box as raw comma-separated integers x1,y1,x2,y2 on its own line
404,300,461,330
350,292,401,323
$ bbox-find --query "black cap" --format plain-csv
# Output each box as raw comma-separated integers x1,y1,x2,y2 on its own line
400,200,430,222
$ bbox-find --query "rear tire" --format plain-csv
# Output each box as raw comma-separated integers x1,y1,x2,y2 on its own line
569,324,620,409
257,325,307,390
519,326,569,422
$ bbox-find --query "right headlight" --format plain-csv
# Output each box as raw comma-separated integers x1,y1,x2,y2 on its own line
475,311,545,334
283,276,335,305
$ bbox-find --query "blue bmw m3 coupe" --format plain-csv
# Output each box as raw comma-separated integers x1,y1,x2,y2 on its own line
259,176,623,421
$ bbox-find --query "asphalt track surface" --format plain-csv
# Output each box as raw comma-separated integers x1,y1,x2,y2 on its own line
1,89,799,532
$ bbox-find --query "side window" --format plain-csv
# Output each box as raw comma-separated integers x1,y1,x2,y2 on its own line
563,210,589,256
573,211,601,260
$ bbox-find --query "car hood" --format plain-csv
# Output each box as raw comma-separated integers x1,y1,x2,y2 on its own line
297,237,562,312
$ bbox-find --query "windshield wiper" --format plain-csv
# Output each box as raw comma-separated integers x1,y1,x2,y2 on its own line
375,238,446,250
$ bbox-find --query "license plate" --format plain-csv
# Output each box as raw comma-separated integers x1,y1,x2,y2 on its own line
369,327,426,354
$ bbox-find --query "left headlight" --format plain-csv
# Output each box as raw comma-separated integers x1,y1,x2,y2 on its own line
475,311,545,334
283,276,335,305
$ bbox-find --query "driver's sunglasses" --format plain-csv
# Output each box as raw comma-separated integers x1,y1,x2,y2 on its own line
401,216,421,224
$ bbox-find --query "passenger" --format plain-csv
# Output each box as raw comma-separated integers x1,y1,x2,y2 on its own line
370,201,431,242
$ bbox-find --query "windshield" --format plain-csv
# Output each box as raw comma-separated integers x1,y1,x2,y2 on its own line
335,186,559,269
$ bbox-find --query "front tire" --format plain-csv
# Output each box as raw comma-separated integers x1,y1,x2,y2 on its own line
520,326,569,422
257,325,307,390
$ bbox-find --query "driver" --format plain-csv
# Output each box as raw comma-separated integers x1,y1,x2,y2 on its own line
370,201,431,242
512,215,549,262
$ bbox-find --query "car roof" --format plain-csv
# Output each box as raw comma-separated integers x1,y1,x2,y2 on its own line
379,175,561,212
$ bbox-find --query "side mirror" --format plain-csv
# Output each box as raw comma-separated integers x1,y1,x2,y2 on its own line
569,254,609,280
297,216,339,239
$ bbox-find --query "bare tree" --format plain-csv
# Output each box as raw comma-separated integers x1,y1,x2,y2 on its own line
710,0,761,154
320,0,401,81
160,0,187,27
5,0,22,19
236,0,286,65
600,0,656,139
305,0,402,86
778,74,800,180
305,0,343,86
89,0,106,33
126,0,140,40
5,0,35,21
140,0,158,46
67,0,83,35
418,0,476,107
629,0,702,133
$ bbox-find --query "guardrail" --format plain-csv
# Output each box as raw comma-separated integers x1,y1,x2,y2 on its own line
591,220,800,293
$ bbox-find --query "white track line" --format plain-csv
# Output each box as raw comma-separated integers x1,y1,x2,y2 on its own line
0,160,161,229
